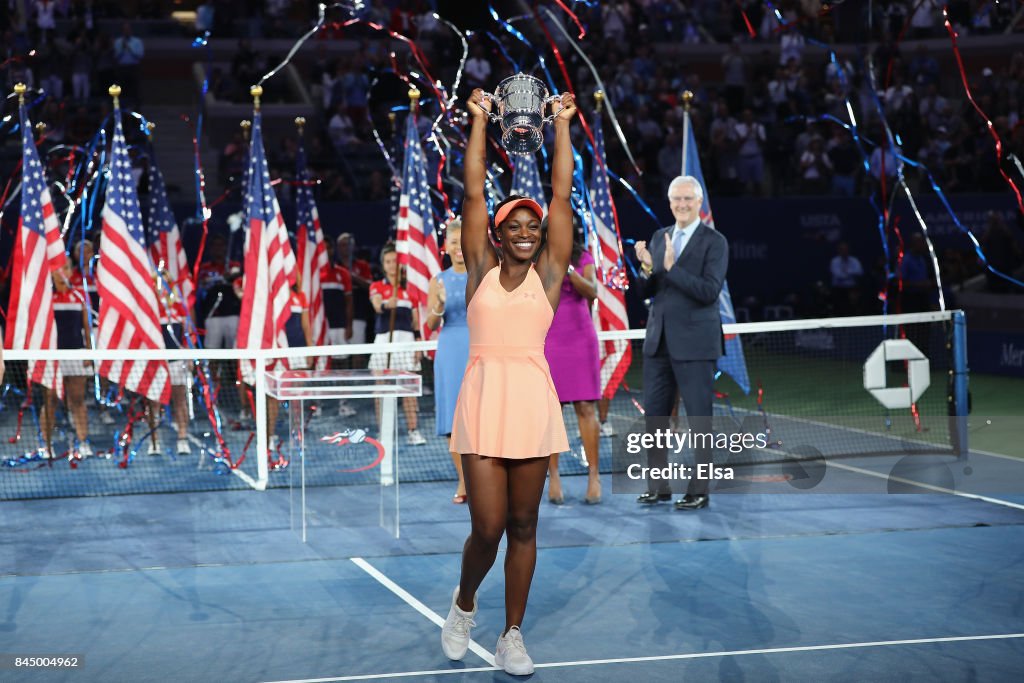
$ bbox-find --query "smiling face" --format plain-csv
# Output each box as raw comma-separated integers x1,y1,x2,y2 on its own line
498,207,543,262
445,226,464,267
668,179,702,227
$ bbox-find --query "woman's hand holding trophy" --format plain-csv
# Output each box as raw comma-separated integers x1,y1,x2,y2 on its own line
471,73,574,155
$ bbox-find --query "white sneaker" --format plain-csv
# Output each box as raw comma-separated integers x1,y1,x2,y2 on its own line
100,411,116,426
176,438,192,455
495,626,534,675
337,401,357,418
407,429,426,446
441,586,477,661
78,441,93,458
600,421,615,437
147,440,162,456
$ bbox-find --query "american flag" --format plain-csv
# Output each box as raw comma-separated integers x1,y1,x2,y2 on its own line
4,100,66,396
510,152,547,211
96,104,171,404
236,110,296,383
394,110,441,341
682,112,750,394
294,140,327,367
147,161,195,310
590,116,632,399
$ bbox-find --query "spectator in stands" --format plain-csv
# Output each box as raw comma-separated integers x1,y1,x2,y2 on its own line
113,21,144,104
721,42,747,114
602,1,630,42
231,38,258,100
908,44,939,87
343,56,369,122
779,31,805,66
70,33,93,101
734,108,766,196
869,140,902,189
709,98,738,192
33,0,58,45
829,241,864,316
910,1,937,38
918,82,948,133
800,135,832,194
827,126,860,196
981,212,1024,293
327,103,357,153
464,44,491,91
898,233,936,313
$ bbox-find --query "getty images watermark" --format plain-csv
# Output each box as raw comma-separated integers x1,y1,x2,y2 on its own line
623,428,769,483
608,415,1024,495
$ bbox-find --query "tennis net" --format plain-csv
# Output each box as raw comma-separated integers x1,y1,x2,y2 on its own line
0,311,967,500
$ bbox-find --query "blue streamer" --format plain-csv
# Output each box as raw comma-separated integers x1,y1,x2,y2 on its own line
488,5,560,93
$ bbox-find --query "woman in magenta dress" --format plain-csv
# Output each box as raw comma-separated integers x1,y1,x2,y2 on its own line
543,222,602,504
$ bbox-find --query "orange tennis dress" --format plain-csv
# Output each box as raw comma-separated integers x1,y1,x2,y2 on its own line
450,265,569,459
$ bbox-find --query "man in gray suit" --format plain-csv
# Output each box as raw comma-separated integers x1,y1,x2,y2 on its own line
634,175,728,510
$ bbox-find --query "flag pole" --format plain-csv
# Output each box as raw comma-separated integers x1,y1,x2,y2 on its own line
591,90,606,264
680,89,693,176
248,83,269,489
387,86,419,369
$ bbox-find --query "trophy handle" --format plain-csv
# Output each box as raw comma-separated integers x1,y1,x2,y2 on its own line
542,94,564,123
479,91,502,122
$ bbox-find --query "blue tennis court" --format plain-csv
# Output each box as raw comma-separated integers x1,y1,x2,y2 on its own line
4,456,1024,682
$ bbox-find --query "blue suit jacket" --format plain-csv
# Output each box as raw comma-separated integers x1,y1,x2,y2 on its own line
640,223,729,361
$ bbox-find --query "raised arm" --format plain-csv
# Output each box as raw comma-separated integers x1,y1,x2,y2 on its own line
462,89,497,297
538,92,577,301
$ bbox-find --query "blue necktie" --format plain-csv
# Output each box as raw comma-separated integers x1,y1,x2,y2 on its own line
672,228,685,262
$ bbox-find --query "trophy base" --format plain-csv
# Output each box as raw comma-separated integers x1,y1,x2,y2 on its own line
502,128,544,156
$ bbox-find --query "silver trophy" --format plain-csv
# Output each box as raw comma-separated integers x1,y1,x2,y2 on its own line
482,73,564,156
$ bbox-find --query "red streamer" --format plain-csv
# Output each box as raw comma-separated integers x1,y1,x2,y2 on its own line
942,9,1024,214
551,0,587,39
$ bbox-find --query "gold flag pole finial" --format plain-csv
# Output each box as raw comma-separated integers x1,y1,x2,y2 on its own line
251,85,263,111
34,122,46,136
109,84,122,107
594,90,605,113
409,86,421,112
240,119,251,141
682,90,694,113
14,83,26,105
295,116,306,134
146,121,156,139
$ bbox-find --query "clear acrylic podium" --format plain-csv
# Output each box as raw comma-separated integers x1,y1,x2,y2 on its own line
265,369,422,540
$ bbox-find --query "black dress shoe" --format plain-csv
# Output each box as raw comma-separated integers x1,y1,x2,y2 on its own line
675,494,709,510
637,492,672,505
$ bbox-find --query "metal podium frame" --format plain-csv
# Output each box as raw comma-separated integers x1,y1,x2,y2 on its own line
265,369,422,540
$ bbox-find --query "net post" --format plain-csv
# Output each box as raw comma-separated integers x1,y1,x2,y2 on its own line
952,310,969,456
254,355,269,490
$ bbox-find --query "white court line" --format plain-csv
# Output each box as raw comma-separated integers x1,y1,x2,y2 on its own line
828,461,1024,512
349,557,496,667
263,632,1024,682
